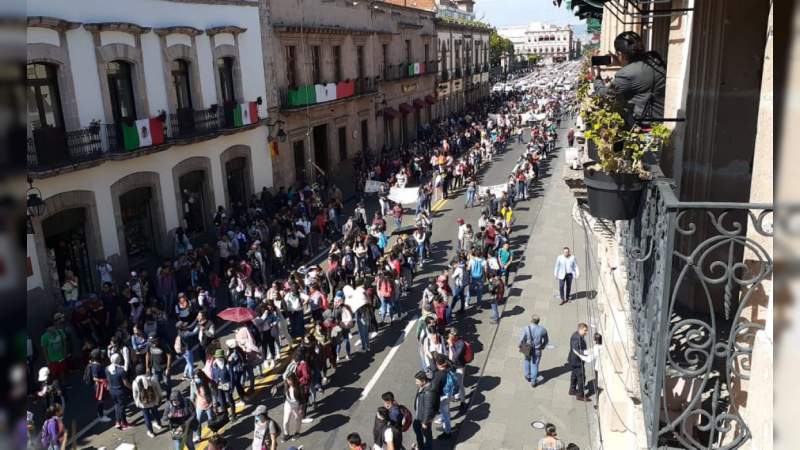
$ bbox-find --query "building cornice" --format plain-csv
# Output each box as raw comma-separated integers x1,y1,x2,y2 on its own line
27,16,81,31
206,25,247,36
273,23,391,36
153,26,204,36
84,22,151,34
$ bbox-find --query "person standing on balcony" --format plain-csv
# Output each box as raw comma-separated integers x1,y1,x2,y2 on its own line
553,247,579,305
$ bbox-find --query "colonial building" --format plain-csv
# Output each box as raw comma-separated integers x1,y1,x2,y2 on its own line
383,0,491,118
498,22,576,64
26,0,271,327
564,1,774,449
261,0,439,190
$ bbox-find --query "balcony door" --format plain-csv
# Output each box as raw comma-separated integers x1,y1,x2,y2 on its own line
27,63,67,165
172,59,195,136
108,61,137,123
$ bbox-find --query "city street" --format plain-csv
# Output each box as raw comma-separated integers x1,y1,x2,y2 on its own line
71,115,595,450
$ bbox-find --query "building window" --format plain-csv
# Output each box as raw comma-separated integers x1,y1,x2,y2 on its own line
424,43,429,63
356,45,365,79
333,45,342,82
286,46,297,88
382,44,388,68
107,60,137,122
217,57,236,103
27,63,64,129
405,40,412,65
311,45,321,84
171,59,193,110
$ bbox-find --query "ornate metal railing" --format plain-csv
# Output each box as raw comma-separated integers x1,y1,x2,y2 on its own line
620,172,773,449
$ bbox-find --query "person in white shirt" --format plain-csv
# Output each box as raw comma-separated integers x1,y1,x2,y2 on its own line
553,246,579,304
456,218,468,253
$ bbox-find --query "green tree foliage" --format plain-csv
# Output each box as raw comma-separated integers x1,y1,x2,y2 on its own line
489,30,514,66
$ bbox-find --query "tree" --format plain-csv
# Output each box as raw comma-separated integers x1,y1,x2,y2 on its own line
527,54,541,65
489,30,514,66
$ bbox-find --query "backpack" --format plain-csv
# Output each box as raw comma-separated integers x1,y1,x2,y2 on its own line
470,259,485,279
139,379,158,405
398,404,413,432
443,369,459,397
40,417,58,448
462,340,474,364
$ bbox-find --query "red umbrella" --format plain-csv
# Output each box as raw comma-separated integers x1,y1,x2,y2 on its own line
217,307,256,323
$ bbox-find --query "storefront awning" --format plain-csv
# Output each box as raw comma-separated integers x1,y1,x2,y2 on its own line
413,99,426,109
383,107,399,119
424,95,436,105
398,103,413,114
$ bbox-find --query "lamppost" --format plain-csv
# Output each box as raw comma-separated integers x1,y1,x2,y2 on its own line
26,177,45,234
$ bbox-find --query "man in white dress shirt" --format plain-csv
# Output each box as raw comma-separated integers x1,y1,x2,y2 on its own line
553,247,579,305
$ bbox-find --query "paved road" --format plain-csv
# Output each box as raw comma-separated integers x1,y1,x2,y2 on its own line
75,118,595,450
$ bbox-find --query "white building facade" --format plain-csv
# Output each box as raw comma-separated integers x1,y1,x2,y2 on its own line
498,22,576,65
26,0,272,326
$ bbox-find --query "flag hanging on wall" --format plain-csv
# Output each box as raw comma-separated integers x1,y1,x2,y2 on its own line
233,102,259,127
121,117,165,151
269,141,280,157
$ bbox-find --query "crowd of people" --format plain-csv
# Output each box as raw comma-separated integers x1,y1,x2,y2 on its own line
28,63,590,450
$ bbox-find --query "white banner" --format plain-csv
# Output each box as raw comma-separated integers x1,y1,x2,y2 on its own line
388,187,419,205
479,183,508,198
364,179,386,193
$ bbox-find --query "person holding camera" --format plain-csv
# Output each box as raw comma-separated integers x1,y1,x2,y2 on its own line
592,31,666,124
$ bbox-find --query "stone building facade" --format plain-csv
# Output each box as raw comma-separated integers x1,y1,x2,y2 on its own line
567,2,774,449
498,22,576,65
26,0,271,330
261,0,439,190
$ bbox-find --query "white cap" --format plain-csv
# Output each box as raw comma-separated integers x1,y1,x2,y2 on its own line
38,366,50,382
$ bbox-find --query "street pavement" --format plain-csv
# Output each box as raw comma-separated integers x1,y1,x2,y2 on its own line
73,118,595,450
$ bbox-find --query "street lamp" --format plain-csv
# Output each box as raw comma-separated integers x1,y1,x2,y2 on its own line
267,119,287,143
26,176,45,234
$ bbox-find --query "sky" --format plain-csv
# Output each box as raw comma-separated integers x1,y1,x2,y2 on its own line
473,0,583,30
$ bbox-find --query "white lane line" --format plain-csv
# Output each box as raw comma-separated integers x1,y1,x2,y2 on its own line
359,317,418,400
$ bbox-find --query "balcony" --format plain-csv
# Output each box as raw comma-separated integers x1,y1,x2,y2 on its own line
28,103,262,174
381,61,438,82
617,171,773,449
279,77,377,111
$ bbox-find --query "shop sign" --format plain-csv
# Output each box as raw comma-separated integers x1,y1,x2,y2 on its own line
437,82,450,96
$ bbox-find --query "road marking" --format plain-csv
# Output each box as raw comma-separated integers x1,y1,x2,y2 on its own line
431,198,448,212
359,317,418,400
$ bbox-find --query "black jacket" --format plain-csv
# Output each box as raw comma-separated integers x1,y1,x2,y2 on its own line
567,331,588,368
594,55,666,122
414,383,438,423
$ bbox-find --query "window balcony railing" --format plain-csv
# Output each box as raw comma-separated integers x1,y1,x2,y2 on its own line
382,62,437,82
28,102,260,173
279,77,377,110
617,168,773,450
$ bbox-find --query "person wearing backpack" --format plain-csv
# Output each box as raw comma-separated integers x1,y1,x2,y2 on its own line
40,404,66,450
518,314,549,388
467,250,487,306
373,407,403,450
332,295,355,362
252,405,280,450
105,353,132,430
431,354,456,439
446,329,469,411
132,363,164,438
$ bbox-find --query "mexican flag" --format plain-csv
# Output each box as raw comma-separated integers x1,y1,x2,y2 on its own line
121,117,165,151
233,102,259,127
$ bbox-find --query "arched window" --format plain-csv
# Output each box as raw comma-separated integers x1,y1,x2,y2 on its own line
171,59,193,110
107,60,137,122
217,57,236,104
27,63,64,129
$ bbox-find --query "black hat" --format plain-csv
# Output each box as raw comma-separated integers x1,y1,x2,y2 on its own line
414,370,429,381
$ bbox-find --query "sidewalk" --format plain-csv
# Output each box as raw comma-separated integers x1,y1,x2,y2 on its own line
453,122,597,449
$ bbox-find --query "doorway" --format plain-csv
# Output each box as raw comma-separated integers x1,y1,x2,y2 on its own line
312,124,329,178
226,157,248,207
337,126,347,163
43,208,94,294
293,140,307,185
179,170,208,234
119,187,157,263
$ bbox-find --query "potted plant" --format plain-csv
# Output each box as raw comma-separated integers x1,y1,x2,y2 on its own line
582,104,670,220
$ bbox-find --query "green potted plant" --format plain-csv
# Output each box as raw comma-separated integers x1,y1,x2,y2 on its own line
582,103,670,220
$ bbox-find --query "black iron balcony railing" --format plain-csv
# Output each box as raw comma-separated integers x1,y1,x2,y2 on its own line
28,104,256,172
279,77,377,110
382,62,438,82
612,170,773,450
